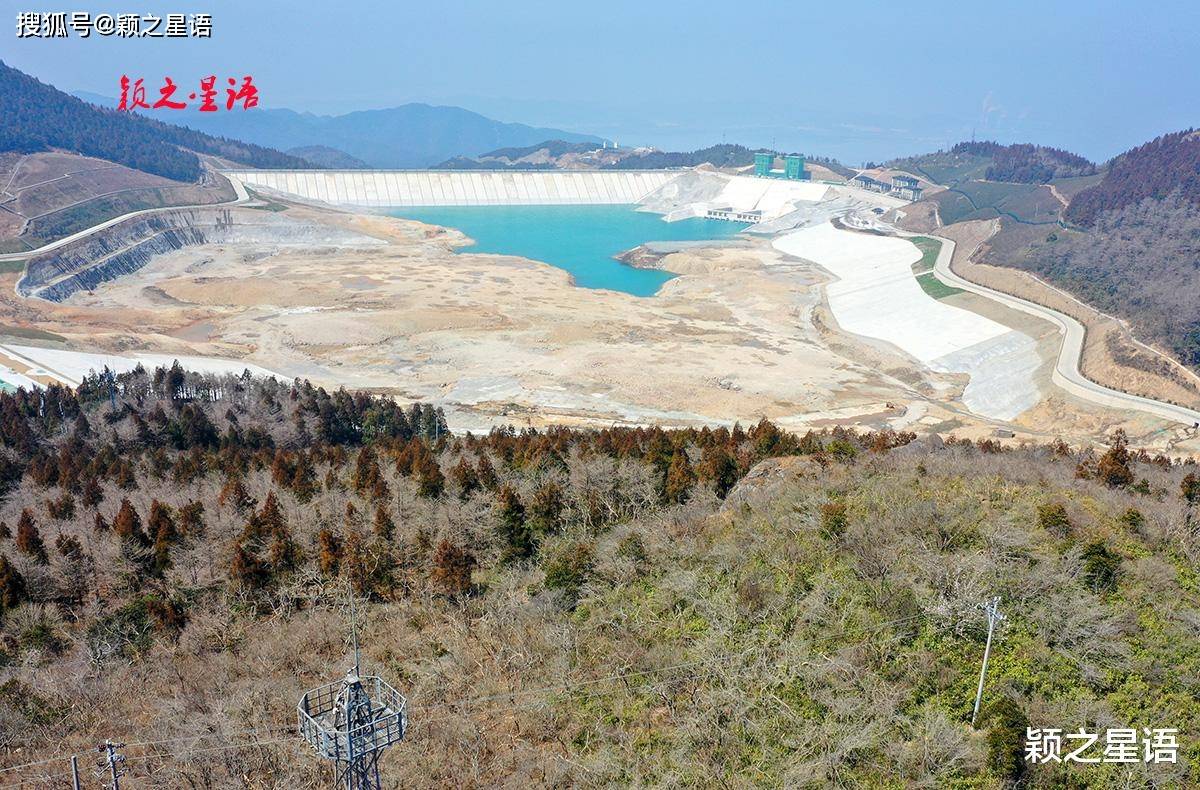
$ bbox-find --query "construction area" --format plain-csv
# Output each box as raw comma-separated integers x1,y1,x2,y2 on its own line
0,166,1194,452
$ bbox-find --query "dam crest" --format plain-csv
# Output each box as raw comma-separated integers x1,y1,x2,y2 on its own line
222,169,680,207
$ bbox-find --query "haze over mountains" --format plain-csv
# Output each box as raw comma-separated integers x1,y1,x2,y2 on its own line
72,91,601,169
2,63,307,181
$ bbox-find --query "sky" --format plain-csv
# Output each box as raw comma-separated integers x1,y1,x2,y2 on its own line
4,0,1198,164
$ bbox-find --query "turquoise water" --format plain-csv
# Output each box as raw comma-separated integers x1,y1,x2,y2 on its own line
389,205,747,297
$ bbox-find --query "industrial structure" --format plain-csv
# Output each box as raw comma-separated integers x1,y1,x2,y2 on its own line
753,152,809,180
851,172,924,201
890,174,923,201
298,605,408,790
705,207,764,223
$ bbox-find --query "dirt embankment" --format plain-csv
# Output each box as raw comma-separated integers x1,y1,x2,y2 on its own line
941,219,1200,409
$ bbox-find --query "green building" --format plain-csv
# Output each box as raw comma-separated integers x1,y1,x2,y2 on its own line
753,151,808,180
784,154,807,180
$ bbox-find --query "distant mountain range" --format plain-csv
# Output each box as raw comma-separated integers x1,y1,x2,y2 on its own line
1,62,308,181
433,140,857,176
284,145,369,169
72,92,601,169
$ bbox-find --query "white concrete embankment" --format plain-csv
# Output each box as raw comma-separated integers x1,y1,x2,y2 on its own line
223,170,680,207
929,234,1200,427
773,222,1043,421
0,344,279,388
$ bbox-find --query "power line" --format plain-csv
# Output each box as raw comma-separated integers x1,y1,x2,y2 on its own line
122,735,298,765
0,737,298,789
0,726,293,775
0,755,71,776
121,725,294,750
0,609,947,785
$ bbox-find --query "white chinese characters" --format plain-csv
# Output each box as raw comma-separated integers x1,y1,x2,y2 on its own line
1026,728,1178,764
15,11,212,38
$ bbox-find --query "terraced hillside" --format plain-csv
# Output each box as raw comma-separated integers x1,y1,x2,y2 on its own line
0,152,235,253
0,61,307,251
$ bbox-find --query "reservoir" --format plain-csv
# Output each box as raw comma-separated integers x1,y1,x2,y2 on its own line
390,205,747,297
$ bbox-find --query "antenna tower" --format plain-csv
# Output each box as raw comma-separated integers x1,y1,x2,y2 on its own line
298,591,408,789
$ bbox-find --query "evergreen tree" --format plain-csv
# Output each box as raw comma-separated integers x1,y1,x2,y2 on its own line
230,543,267,590
527,482,565,536
450,456,480,500
179,501,205,537
148,500,177,544
1183,472,1200,505
431,539,476,597
1097,430,1134,488
218,476,255,512
15,509,47,564
476,454,499,490
115,460,138,490
663,449,696,505
113,498,150,547
496,486,533,562
352,446,388,500
373,504,394,541
248,491,286,540
268,531,301,575
414,452,445,498
982,697,1029,785
317,529,342,576
81,476,104,508
291,458,317,503
699,444,738,499
0,554,26,615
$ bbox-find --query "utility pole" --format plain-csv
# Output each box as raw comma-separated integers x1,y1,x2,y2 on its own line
98,740,126,790
971,596,1005,726
71,755,81,790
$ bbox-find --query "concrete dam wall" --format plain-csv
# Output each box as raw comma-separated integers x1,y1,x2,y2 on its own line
223,169,681,207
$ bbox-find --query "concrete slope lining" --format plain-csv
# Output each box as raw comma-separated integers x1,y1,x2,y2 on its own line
0,344,280,388
927,233,1200,427
222,169,683,207
773,222,1044,422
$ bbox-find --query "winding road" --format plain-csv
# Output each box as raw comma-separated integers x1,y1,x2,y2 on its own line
2,168,1198,430
0,171,250,266
925,232,1200,427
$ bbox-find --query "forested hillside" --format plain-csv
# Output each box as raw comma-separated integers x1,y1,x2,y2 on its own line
1,367,1198,786
973,130,1200,371
893,141,1096,188
952,141,1097,183
1009,194,1200,367
0,61,309,181
1065,129,1200,226
603,143,759,169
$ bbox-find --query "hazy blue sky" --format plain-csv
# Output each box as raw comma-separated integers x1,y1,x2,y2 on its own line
5,0,1197,163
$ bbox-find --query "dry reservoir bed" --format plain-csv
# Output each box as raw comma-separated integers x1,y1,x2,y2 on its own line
0,199,1190,451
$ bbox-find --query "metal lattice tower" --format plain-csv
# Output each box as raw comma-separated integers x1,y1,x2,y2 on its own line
298,598,407,789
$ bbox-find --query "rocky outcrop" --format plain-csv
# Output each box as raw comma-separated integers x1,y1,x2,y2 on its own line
18,207,384,301
720,455,822,510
